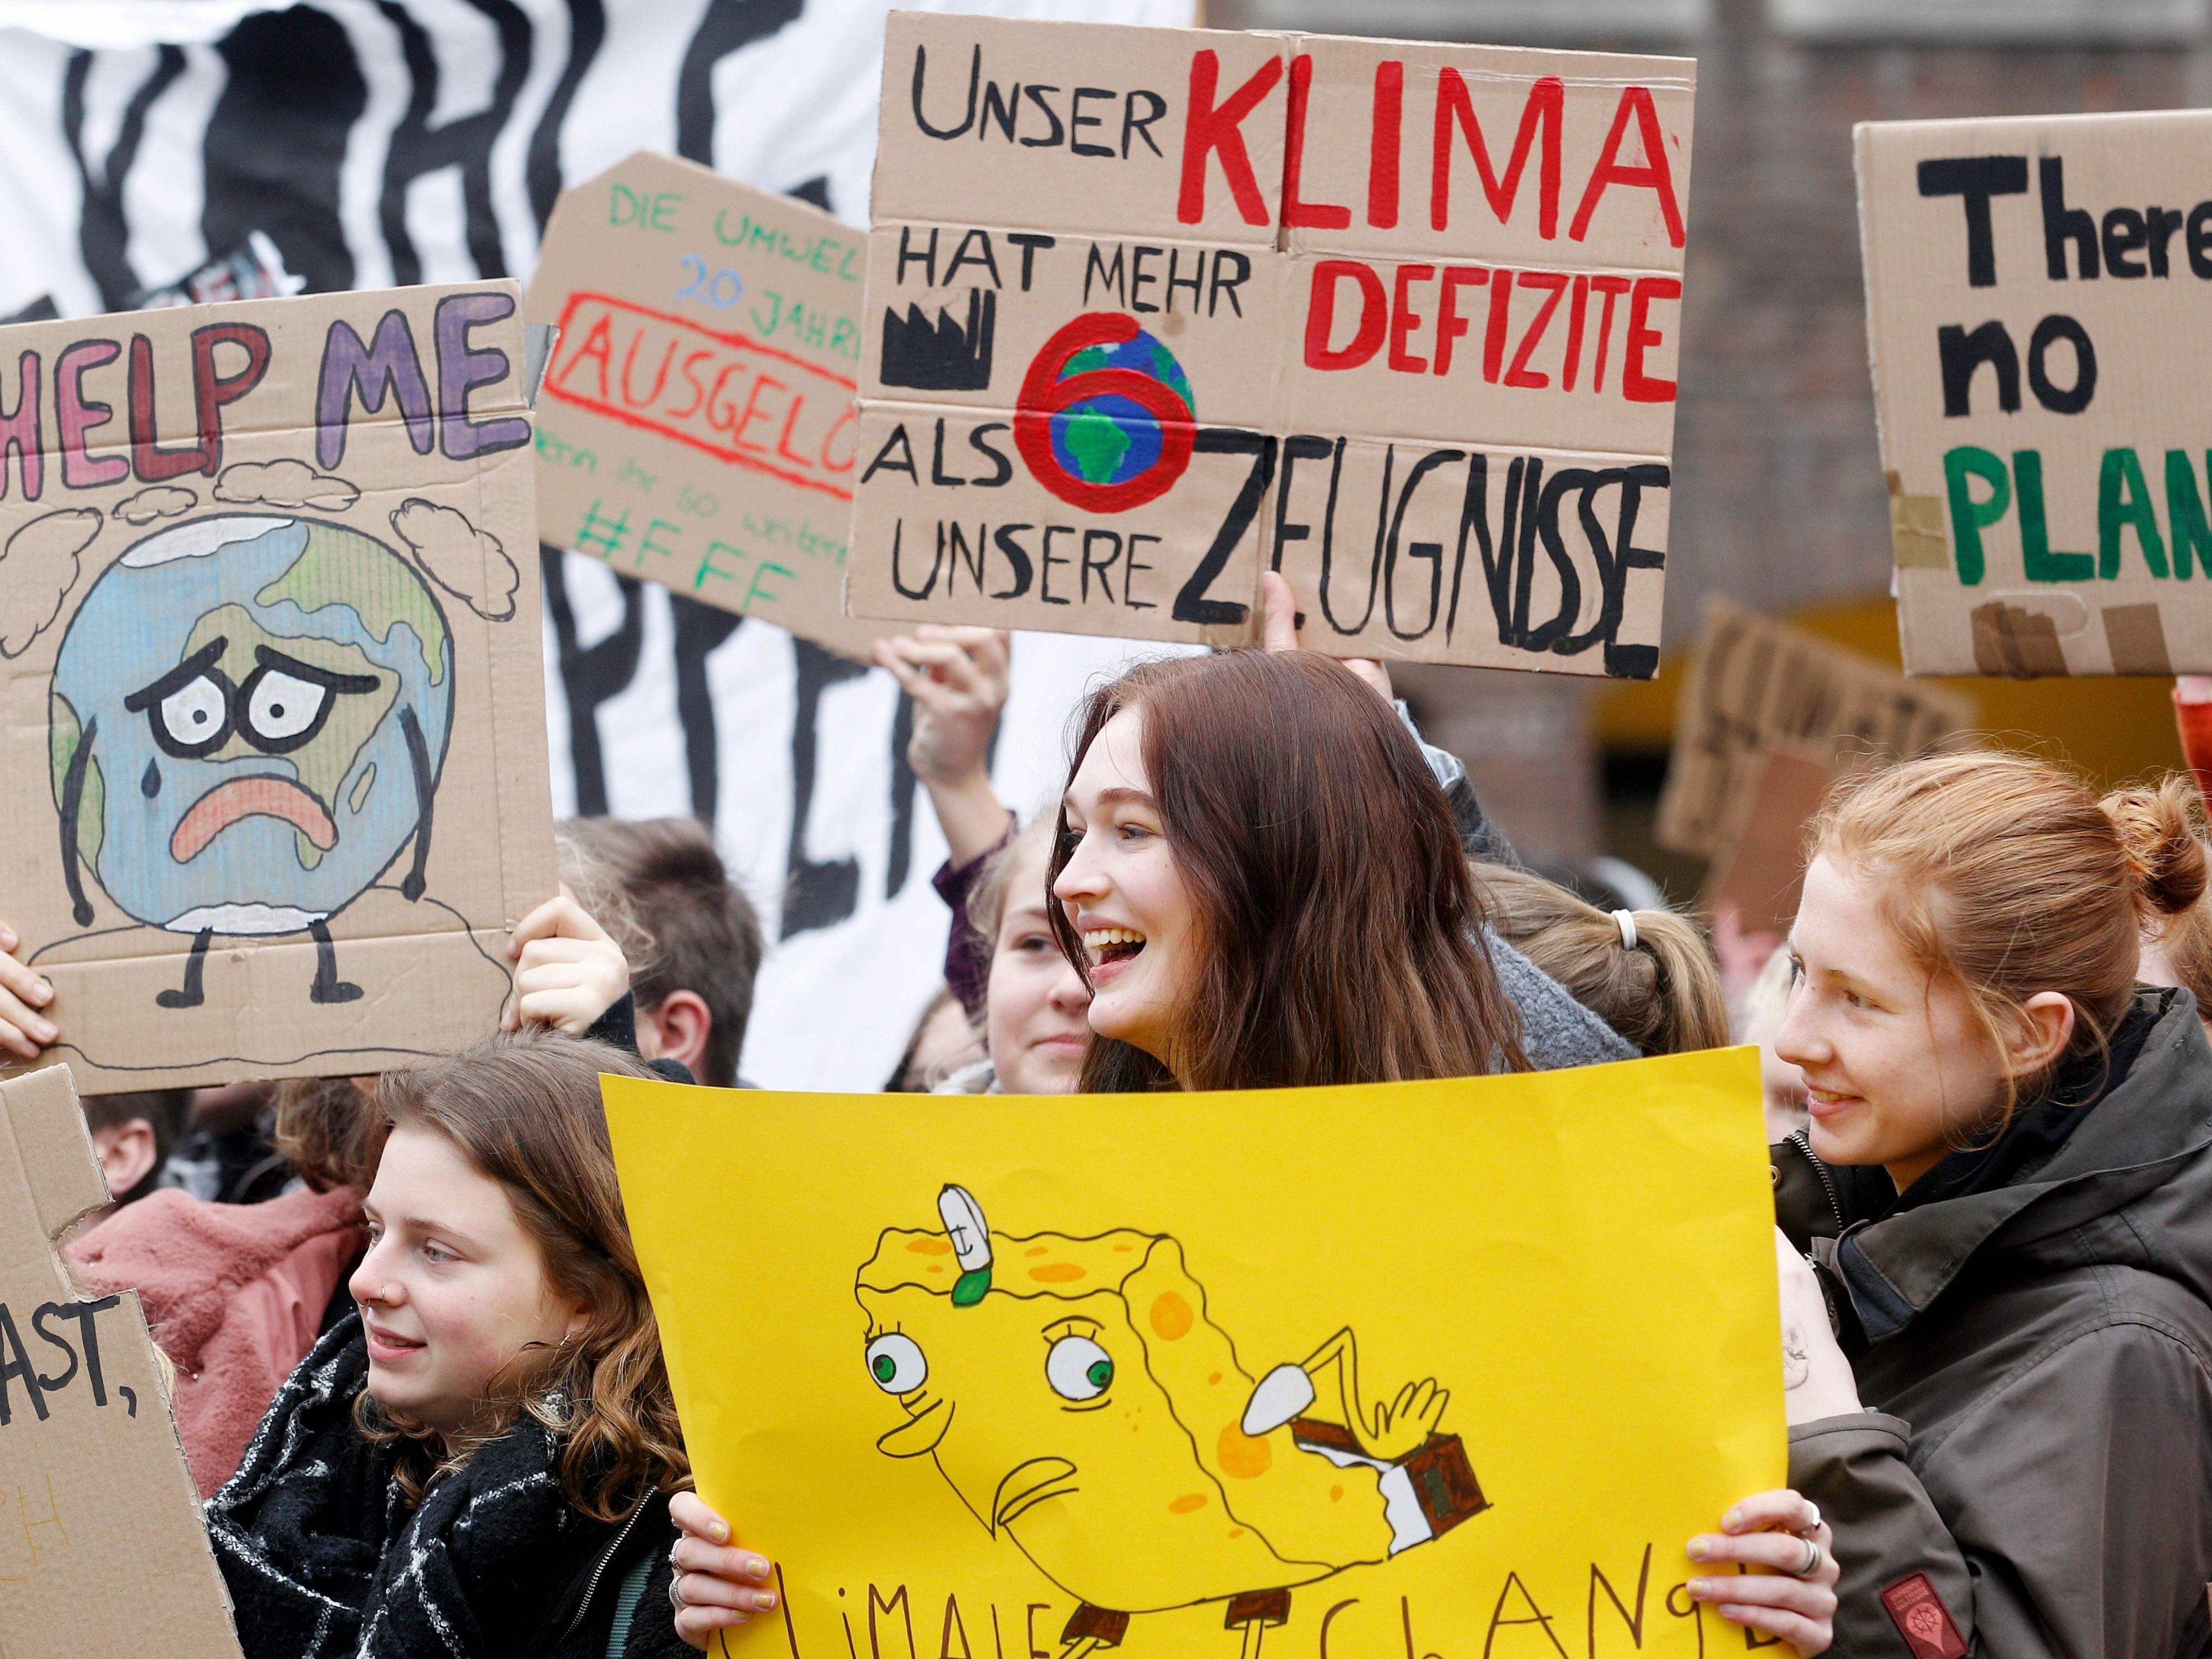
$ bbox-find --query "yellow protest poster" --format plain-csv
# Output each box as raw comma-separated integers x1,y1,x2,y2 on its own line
603,1050,1783,1659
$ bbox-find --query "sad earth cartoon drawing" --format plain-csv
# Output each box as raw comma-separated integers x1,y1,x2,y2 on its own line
48,513,453,1008
857,1186,1490,1659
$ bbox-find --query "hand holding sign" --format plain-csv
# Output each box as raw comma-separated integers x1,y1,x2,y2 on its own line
668,1490,779,1648
1259,569,1391,703
502,891,632,1037
0,922,55,1060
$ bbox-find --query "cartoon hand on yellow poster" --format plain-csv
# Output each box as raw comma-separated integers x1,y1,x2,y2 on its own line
605,1050,1785,1659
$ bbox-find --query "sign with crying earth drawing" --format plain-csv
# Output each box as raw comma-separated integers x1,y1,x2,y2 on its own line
604,1051,1784,1659
849,15,1694,675
0,283,556,1090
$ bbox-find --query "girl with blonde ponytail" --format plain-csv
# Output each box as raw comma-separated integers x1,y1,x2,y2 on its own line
1771,751,2212,1658
1474,862,1731,1055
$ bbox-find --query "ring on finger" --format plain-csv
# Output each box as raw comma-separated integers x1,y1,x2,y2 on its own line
1789,1537,1825,1580
670,1573,690,1610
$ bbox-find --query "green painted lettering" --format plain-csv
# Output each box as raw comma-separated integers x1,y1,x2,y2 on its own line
2097,447,2168,578
1942,445,2010,586
2166,450,2211,580
2012,450,2094,583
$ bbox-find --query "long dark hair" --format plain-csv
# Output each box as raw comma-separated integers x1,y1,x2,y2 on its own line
1046,650,1527,1091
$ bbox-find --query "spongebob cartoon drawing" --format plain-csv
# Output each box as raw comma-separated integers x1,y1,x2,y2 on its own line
855,1186,1490,1658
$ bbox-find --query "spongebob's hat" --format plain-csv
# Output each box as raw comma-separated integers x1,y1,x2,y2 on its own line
938,1185,992,1305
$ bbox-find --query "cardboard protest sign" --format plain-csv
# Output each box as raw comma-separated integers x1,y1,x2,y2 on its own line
1699,748,1837,937
1656,598,1975,858
605,1050,1784,1659
0,1065,243,1658
530,152,882,660
1861,110,2212,675
850,16,1695,675
0,284,556,1091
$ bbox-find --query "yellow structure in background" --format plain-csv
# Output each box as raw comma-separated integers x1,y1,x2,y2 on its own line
1600,596,2187,789
604,1051,1784,1659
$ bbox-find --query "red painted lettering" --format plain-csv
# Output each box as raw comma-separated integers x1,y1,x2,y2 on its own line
552,313,615,402
1389,264,1435,373
667,349,716,421
1178,49,1284,227
1483,269,1513,384
1434,267,1486,376
621,332,678,408
1432,73,1562,237
56,340,127,490
545,293,855,501
1304,260,1388,370
1622,275,1680,402
190,324,270,477
128,335,212,481
821,406,859,473
0,350,40,501
1568,86,1685,248
1282,55,1350,231
1586,275,1631,392
776,391,814,467
1506,270,1568,389
1368,61,1403,229
1562,273,1590,390
730,373,789,451
130,323,269,484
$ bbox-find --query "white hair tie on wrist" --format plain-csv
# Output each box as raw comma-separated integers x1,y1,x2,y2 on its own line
1612,909,1639,950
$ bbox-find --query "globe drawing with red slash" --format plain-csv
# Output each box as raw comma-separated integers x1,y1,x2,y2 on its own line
1015,313,1196,513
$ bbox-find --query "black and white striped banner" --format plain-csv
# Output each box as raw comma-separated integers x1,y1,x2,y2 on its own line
0,0,1192,1088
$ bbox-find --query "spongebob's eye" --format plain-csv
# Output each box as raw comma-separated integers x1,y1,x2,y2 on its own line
1046,1335,1113,1401
865,1333,927,1394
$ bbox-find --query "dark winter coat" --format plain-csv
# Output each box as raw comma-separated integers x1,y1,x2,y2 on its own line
1775,988,2212,1658
206,1315,689,1659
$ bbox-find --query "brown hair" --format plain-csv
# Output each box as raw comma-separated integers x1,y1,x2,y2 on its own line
272,1076,385,1192
79,1089,189,1199
1476,864,1730,1055
560,817,764,1089
1811,753,2207,1110
886,986,984,1091
2153,887,2212,1017
967,815,1058,958
359,1033,688,1520
1046,651,1527,1091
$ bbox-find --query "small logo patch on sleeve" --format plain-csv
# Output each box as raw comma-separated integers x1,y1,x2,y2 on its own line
1881,1573,1967,1659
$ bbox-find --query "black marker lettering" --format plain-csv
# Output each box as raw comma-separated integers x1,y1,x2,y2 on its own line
1175,427,1274,625
1019,85,1065,148
1007,233,1055,291
1040,524,1074,604
1070,88,1115,156
991,524,1034,598
1129,245,1161,313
